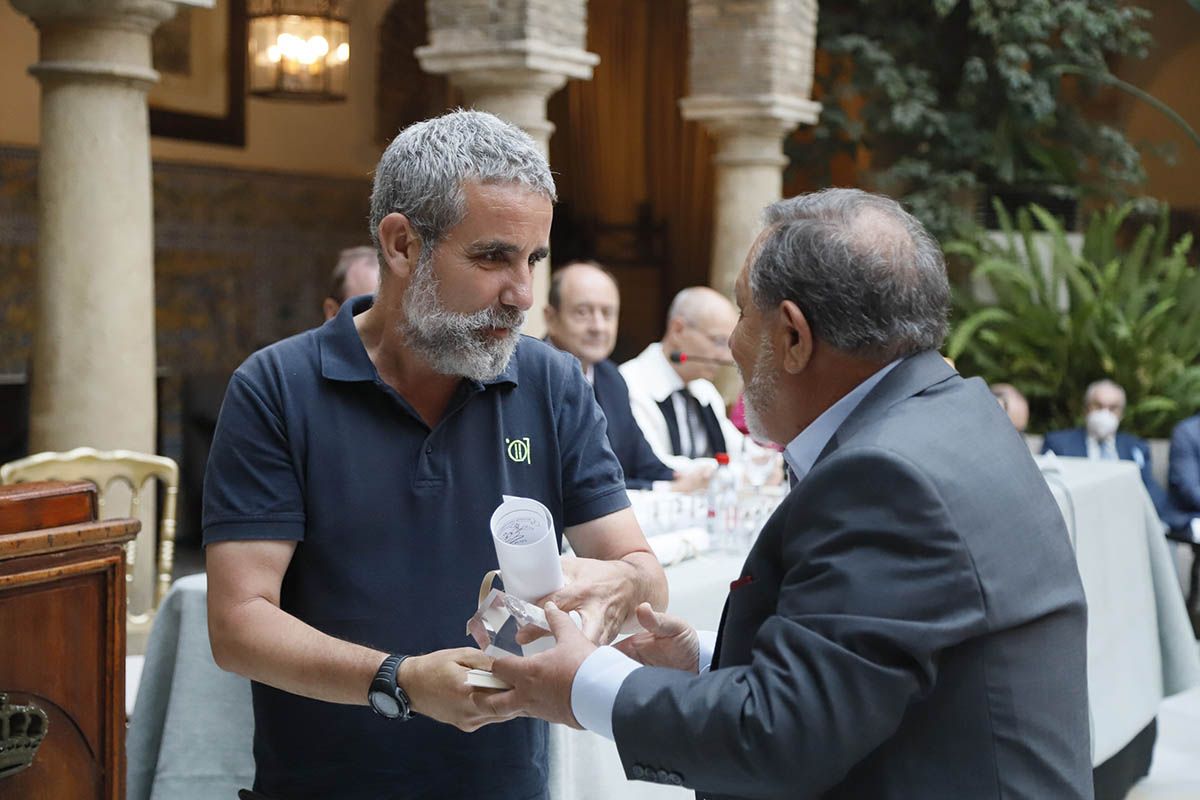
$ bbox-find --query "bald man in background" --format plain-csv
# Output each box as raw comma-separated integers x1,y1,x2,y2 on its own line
545,262,708,492
322,246,381,320
990,383,1029,433
621,287,744,473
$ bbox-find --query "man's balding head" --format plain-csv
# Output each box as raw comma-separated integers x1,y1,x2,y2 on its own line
991,383,1029,432
747,188,949,362
544,261,621,369
732,188,950,445
663,286,738,382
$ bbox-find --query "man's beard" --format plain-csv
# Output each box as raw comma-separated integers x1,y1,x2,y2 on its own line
740,332,778,444
401,252,525,381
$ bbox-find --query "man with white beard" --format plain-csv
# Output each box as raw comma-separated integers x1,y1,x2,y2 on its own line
202,110,666,800
477,188,1092,800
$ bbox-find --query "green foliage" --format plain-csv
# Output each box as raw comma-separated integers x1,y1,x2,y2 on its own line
798,0,1154,241
948,202,1200,438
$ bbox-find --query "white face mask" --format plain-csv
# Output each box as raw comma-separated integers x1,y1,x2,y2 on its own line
1086,409,1120,440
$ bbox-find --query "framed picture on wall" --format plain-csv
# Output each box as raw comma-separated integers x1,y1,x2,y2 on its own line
149,0,246,147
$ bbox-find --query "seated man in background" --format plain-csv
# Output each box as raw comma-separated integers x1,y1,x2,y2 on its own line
621,287,744,473
321,245,380,320
1168,413,1200,534
1042,378,1176,525
990,382,1029,433
544,261,707,492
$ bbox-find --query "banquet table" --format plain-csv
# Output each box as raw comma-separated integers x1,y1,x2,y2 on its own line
127,459,1200,800
1038,456,1200,765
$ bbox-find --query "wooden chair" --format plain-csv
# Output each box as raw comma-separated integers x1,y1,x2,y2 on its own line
0,447,179,640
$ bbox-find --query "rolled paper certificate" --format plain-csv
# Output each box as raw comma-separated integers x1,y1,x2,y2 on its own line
490,495,563,603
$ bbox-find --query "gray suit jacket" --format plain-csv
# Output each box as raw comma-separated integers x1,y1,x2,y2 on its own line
612,351,1093,799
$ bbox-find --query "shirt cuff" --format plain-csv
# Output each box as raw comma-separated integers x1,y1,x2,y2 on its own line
697,630,718,673
571,646,641,740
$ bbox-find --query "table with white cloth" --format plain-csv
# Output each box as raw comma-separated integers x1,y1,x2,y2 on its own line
127,460,1200,800
1038,456,1200,765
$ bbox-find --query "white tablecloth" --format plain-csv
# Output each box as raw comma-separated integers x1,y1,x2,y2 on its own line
127,464,1200,799
1039,456,1200,763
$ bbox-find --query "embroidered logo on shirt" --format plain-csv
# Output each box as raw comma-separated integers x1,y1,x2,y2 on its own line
506,437,531,465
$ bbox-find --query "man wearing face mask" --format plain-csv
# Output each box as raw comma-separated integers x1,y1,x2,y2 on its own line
1042,379,1175,525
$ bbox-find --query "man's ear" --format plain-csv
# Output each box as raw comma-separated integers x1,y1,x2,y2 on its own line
543,304,557,330
778,300,812,374
376,213,422,281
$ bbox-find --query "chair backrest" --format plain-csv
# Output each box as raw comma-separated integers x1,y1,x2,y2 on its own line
0,447,179,628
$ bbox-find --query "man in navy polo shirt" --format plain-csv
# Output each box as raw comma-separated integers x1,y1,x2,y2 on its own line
203,110,667,800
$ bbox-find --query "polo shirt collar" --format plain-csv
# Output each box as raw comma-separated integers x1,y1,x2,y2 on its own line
317,294,520,387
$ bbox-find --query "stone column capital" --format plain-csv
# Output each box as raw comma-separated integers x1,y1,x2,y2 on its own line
679,94,821,130
415,39,598,85
680,95,821,167
11,0,193,33
13,0,200,89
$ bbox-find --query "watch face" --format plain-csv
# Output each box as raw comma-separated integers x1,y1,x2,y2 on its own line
371,690,400,718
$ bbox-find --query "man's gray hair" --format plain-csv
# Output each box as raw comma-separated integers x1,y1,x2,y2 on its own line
369,110,556,257
1084,379,1126,409
748,188,950,362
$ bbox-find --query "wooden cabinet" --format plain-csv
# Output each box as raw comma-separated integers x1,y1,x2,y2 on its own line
0,481,138,800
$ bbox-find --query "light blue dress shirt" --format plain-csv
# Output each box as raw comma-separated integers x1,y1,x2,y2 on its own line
571,358,903,740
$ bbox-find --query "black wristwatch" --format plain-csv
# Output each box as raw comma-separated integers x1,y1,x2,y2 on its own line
368,654,413,720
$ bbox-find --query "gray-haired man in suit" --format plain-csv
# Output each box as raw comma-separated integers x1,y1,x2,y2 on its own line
477,188,1093,799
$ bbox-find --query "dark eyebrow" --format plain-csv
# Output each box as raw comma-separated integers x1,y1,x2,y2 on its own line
465,240,520,258
529,247,550,262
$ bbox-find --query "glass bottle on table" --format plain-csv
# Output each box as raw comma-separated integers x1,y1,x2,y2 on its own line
706,452,739,552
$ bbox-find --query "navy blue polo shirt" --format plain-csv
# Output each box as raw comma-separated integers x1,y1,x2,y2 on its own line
202,295,629,800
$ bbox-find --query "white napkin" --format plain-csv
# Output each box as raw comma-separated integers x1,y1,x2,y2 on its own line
648,527,710,566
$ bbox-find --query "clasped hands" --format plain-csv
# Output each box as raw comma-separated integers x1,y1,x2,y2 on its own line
403,556,697,732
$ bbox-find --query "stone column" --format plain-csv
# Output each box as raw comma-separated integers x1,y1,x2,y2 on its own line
416,0,598,337
13,0,194,625
13,0,193,454
681,0,821,298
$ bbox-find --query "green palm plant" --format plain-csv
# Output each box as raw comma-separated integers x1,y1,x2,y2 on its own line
947,201,1200,437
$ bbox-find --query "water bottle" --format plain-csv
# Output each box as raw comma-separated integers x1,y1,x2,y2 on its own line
706,453,739,551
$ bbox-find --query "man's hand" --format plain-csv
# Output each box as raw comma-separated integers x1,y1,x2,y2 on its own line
402,648,516,732
613,603,701,672
476,603,596,728
670,466,713,493
540,555,644,644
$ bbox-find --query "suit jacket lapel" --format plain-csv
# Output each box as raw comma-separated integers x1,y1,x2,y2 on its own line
696,398,727,457
711,351,958,671
657,396,684,456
